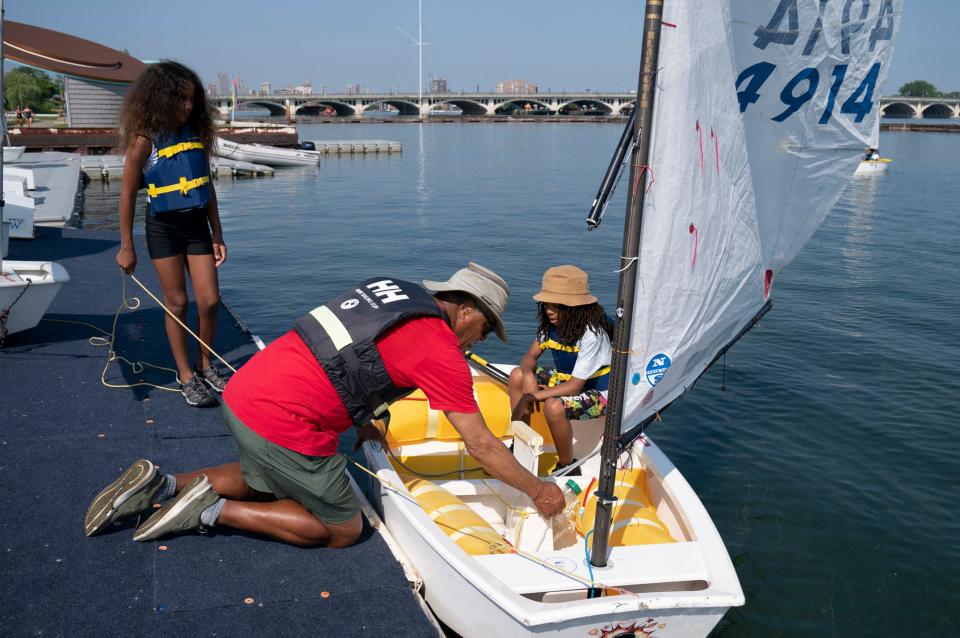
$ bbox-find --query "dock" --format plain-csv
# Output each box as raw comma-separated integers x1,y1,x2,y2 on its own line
0,227,441,636
79,155,276,182
310,139,402,154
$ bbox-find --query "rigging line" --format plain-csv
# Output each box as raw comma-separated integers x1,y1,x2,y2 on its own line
127,271,237,373
614,256,637,273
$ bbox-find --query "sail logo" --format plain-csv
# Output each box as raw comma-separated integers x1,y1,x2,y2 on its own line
645,354,671,387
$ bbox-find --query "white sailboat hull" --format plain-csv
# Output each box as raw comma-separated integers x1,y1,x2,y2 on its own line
215,137,320,167
0,261,69,336
362,371,743,638
854,158,891,175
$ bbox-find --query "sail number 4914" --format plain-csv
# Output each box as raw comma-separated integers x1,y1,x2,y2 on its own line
736,61,880,124
736,0,896,124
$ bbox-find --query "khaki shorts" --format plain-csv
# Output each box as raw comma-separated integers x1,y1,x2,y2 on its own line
222,403,359,525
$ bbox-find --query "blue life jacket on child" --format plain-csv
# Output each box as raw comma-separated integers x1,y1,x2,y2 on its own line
144,127,211,213
539,325,610,392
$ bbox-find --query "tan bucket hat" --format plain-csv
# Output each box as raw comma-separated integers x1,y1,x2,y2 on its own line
423,262,510,341
532,265,597,306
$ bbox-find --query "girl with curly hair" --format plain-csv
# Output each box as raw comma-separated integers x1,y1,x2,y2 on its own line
509,265,613,474
116,60,228,407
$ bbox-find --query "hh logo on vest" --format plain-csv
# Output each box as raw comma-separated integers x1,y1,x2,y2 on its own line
340,279,411,311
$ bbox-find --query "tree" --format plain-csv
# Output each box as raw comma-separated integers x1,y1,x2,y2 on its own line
897,80,940,98
4,66,60,112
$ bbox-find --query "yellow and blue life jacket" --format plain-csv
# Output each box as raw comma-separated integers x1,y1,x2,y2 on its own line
144,127,211,214
539,325,610,392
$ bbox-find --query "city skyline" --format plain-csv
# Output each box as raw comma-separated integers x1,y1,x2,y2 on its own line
4,1,958,95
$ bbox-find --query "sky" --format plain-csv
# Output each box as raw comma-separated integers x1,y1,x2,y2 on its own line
4,1,958,94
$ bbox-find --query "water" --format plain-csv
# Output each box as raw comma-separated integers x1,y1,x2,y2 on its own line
79,123,960,636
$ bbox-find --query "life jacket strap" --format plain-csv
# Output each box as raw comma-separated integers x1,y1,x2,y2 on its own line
308,305,391,422
157,141,204,159
547,365,612,387
147,175,210,198
539,338,578,353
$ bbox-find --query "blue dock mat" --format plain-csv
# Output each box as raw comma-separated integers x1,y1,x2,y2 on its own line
0,228,439,636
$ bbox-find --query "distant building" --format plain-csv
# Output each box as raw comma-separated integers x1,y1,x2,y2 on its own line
260,82,272,96
217,72,229,96
429,77,447,94
344,83,362,95
496,79,538,94
206,83,218,96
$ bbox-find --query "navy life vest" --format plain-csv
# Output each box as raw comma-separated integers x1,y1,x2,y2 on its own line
293,278,445,426
144,126,211,214
539,325,611,392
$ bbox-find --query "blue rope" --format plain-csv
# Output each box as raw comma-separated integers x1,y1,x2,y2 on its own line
584,529,596,595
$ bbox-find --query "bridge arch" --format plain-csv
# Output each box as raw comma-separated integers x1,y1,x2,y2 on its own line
361,99,419,116
429,99,487,116
244,100,287,116
881,101,915,118
295,101,357,117
557,99,614,115
493,98,554,115
920,102,955,119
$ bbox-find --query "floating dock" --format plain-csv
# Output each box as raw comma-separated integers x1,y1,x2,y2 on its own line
79,155,276,182
310,139,402,154
0,227,441,636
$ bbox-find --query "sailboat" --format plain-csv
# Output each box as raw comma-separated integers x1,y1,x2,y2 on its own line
362,2,902,636
0,0,71,343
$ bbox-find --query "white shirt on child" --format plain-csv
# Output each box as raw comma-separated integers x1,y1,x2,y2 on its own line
569,327,613,398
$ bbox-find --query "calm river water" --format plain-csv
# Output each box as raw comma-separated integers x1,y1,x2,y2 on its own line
80,122,960,637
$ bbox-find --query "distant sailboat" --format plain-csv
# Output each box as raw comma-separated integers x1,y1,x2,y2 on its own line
363,2,903,636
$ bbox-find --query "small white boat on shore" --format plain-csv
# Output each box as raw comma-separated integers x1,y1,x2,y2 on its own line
0,260,70,340
215,137,320,167
854,157,892,176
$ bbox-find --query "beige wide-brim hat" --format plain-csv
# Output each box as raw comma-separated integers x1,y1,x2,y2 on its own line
423,262,510,341
532,265,597,306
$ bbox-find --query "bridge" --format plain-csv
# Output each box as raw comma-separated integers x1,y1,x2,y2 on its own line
212,92,638,117
211,93,960,119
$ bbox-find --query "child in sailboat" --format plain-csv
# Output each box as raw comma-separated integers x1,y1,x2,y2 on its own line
115,61,229,407
509,265,613,475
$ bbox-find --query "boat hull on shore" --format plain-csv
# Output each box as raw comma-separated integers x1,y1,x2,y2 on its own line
0,260,70,336
363,368,743,638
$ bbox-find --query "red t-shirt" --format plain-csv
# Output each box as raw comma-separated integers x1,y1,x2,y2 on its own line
223,316,479,456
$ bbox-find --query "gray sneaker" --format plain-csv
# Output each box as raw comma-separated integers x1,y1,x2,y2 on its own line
196,364,231,394
133,475,219,541
84,459,165,536
181,374,218,407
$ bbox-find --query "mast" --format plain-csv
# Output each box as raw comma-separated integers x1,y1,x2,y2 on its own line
418,0,422,116
590,0,664,568
1,0,6,273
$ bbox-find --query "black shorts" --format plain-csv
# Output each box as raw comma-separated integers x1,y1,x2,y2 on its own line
145,206,214,260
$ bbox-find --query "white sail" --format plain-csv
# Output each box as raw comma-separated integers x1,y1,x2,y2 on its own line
622,0,902,429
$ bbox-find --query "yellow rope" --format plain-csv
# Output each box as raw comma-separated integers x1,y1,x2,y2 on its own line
43,271,182,393
128,272,237,373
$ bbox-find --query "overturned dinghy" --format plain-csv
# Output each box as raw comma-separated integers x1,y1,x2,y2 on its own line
215,137,320,167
